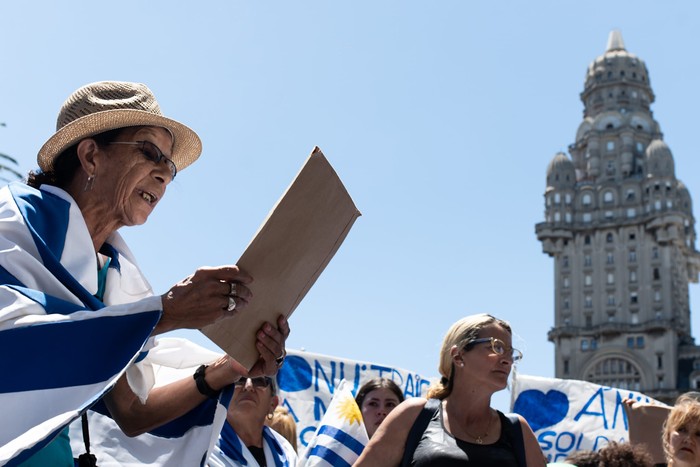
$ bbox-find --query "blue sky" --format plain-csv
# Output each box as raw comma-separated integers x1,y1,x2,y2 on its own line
2,1,700,412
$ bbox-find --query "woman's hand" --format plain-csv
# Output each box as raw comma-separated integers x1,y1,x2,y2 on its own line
249,315,291,377
156,265,253,334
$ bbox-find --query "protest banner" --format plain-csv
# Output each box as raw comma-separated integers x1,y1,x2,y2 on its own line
277,349,432,449
511,373,668,463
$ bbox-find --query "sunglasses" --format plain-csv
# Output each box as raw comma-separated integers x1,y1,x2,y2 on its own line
463,337,523,363
234,376,273,388
109,141,177,179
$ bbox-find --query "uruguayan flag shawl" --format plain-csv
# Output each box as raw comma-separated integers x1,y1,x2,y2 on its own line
0,183,227,466
208,424,298,467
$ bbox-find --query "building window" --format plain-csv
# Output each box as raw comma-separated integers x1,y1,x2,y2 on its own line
655,200,662,210
627,208,636,218
607,141,615,151
606,233,614,243
554,193,561,204
657,354,663,370
667,200,673,209
629,231,636,240
629,249,637,262
584,254,592,267
653,247,659,259
585,235,591,245
630,292,638,304
636,336,644,348
581,339,590,351
605,210,614,220
626,189,636,201
631,311,639,324
587,357,641,390
585,275,592,287
565,212,572,223
563,298,570,309
654,290,661,302
607,273,615,284
554,212,561,222
585,314,593,327
607,294,615,305
583,213,592,223
564,359,569,375
563,276,570,288
565,193,572,204
604,191,614,204
585,296,593,309
582,193,592,206
562,256,569,268
607,252,614,264
630,270,637,282
653,268,660,280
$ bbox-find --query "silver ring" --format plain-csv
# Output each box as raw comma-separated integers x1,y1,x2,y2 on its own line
229,282,237,296
227,296,237,312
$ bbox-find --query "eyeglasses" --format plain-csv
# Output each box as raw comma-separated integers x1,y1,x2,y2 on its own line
464,337,523,363
109,141,177,179
234,376,273,388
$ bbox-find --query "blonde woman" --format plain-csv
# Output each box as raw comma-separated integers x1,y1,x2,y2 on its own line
355,313,545,466
663,393,700,467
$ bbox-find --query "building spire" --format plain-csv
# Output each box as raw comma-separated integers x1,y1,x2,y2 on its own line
606,29,625,52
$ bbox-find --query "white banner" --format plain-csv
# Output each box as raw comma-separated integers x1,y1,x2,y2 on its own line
511,373,666,463
277,350,432,450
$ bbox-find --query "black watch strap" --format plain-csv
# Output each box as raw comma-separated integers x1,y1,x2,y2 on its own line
193,364,220,399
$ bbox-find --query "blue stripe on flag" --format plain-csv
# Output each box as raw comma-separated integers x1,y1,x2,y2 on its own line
0,311,160,392
317,425,365,455
307,445,352,467
10,184,104,311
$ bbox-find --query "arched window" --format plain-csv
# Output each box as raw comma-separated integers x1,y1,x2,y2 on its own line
582,193,592,206
586,357,641,390
603,191,614,204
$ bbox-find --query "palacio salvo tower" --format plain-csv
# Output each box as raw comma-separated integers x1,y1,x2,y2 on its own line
536,30,700,403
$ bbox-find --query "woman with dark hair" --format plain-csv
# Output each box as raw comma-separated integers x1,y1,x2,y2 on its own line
355,378,405,438
0,81,289,465
355,313,545,466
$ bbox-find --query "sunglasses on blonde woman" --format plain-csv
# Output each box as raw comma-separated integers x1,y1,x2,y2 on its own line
464,337,523,362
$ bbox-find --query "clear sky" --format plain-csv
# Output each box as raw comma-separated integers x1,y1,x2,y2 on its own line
2,1,700,412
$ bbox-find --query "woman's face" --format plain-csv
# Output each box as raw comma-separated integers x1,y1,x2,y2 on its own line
228,377,278,426
668,422,700,467
360,388,402,438
457,323,515,391
91,126,174,227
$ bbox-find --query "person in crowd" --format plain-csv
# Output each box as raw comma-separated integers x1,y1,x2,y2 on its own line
0,81,289,466
209,376,298,466
265,406,298,453
355,313,545,466
355,377,405,438
563,441,653,466
662,392,700,467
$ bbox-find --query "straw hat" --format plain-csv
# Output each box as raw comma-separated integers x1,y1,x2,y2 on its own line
37,81,202,173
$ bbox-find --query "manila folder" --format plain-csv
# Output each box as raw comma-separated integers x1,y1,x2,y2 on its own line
201,146,361,369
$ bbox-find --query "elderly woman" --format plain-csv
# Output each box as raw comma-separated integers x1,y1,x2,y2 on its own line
355,313,545,466
209,376,298,466
0,81,288,465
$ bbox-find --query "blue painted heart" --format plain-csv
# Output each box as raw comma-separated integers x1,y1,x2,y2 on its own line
513,389,569,432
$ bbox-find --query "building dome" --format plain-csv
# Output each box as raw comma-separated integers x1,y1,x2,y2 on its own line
677,180,693,214
645,139,675,178
547,152,576,188
581,30,655,116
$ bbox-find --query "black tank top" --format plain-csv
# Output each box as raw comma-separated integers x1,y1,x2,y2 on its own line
411,402,520,467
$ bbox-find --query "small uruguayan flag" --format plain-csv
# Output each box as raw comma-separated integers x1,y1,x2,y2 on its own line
298,379,368,467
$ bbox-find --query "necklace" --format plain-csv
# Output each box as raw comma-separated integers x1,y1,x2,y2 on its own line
463,409,494,444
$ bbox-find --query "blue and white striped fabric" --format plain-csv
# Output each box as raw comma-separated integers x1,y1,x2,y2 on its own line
69,338,233,466
298,380,368,467
208,423,298,467
0,182,164,465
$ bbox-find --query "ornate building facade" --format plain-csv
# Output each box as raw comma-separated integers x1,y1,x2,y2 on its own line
536,31,700,402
